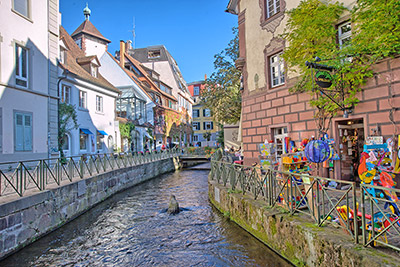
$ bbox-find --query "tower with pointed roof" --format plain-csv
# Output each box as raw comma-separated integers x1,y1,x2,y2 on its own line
71,4,111,58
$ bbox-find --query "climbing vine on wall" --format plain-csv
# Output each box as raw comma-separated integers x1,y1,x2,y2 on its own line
281,0,400,119
119,122,135,141
58,103,78,160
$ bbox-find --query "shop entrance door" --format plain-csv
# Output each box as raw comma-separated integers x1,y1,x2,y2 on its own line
336,119,364,181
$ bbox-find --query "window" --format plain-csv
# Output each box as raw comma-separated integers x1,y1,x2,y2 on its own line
168,100,172,109
60,85,70,104
193,135,199,142
272,127,288,159
270,53,285,87
80,130,88,150
148,50,161,59
62,134,69,151
265,0,280,19
79,90,87,109
96,133,104,151
193,86,200,96
193,109,199,118
15,44,28,88
14,112,32,151
59,48,66,64
203,121,213,130
203,109,211,117
91,65,98,78
96,95,103,112
13,0,29,18
76,39,82,49
338,21,351,49
193,122,200,131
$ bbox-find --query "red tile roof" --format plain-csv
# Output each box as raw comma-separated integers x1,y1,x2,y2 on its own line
71,20,111,43
59,26,119,94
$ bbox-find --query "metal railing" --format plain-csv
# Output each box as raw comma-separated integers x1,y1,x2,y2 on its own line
210,160,400,252
0,149,179,198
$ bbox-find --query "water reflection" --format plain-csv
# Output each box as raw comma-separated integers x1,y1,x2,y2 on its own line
1,170,291,267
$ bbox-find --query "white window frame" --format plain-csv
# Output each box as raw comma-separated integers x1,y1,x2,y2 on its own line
79,131,88,151
13,0,30,18
14,111,32,152
266,0,280,19
193,109,199,118
193,135,199,142
62,134,70,151
96,95,103,112
203,109,211,117
338,21,351,49
193,122,200,131
91,65,98,78
270,53,285,88
79,90,87,109
60,84,71,104
272,126,288,160
15,44,28,88
204,121,213,130
193,86,200,96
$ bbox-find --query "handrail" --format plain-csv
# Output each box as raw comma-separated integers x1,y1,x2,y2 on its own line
210,160,400,251
0,149,182,198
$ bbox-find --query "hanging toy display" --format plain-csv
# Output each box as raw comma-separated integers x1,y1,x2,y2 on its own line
304,140,331,163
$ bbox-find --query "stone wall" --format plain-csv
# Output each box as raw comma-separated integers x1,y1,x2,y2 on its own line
208,179,399,266
0,158,177,259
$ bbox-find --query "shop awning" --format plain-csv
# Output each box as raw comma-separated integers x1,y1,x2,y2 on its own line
80,128,93,135
97,130,108,136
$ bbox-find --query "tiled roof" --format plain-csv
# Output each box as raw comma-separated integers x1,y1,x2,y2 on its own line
105,51,155,102
59,26,119,94
71,20,111,43
76,55,98,65
124,53,177,102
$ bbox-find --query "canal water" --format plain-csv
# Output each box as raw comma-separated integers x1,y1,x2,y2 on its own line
1,170,291,267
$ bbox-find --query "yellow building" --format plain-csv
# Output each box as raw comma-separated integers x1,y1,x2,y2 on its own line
188,81,220,147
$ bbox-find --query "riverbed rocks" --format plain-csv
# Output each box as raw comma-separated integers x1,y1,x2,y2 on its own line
167,195,180,215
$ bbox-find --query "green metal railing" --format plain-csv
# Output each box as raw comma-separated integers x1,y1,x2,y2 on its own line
210,160,400,251
0,149,179,197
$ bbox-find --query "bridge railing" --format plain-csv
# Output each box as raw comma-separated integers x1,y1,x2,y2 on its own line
0,149,179,198
210,160,400,251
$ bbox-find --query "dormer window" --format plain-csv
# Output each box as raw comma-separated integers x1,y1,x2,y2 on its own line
148,50,160,59
59,48,66,64
91,65,98,78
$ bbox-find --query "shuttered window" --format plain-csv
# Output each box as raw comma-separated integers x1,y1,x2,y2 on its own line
15,112,32,151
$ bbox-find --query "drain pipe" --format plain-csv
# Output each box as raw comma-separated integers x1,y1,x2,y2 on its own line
57,69,69,156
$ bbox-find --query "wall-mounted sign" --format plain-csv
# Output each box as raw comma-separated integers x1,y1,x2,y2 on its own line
365,136,383,145
315,70,333,88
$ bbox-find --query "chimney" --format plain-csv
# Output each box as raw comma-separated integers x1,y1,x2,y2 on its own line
126,40,132,51
204,74,207,81
120,40,125,67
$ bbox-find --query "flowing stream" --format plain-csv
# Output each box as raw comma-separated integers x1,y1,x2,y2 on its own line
1,169,291,267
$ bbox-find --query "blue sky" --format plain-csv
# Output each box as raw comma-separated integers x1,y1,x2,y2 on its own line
60,0,238,83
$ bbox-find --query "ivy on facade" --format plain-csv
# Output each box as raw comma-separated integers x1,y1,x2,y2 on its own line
281,0,400,126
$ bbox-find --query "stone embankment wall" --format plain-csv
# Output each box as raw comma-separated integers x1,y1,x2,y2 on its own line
0,158,178,259
208,179,399,267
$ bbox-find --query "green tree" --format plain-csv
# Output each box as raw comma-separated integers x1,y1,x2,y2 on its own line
281,0,400,133
201,27,241,124
58,103,78,160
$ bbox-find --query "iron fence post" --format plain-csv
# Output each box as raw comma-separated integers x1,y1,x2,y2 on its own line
361,186,366,245
352,183,358,244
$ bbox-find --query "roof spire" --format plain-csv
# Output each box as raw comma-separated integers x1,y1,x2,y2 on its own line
83,3,91,21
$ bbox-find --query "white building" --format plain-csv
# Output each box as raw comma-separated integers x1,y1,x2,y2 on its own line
58,24,120,157
0,0,59,162
130,45,193,145
99,50,156,152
